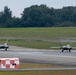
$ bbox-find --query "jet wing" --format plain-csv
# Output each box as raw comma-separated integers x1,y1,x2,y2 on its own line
72,47,76,49
50,46,76,50
50,47,60,49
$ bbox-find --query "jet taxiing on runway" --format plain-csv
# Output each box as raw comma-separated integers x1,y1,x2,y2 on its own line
0,39,9,51
59,41,72,52
50,41,73,52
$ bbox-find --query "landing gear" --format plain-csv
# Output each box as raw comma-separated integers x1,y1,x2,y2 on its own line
62,49,71,52
5,48,7,51
62,49,64,52
69,49,71,52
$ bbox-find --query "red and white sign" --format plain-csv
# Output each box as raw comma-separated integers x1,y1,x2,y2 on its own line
0,58,19,69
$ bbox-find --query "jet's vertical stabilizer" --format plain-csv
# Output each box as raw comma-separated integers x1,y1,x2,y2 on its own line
4,39,8,46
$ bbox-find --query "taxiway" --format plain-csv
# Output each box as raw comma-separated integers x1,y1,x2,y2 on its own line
0,46,76,67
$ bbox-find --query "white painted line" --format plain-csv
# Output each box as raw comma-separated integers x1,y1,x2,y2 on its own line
0,51,76,58
45,54,76,58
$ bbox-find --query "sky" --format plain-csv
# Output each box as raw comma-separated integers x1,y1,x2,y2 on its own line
0,0,76,17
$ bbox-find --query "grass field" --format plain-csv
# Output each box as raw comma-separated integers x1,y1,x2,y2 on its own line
20,62,64,68
0,27,76,39
0,70,76,75
0,27,76,49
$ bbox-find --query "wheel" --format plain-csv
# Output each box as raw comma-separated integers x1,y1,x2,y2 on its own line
5,48,7,51
69,49,71,52
62,49,64,52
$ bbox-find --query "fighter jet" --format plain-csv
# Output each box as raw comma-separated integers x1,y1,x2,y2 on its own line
59,41,72,52
50,41,73,52
0,39,9,51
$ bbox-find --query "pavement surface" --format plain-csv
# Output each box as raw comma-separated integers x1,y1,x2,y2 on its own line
0,46,76,67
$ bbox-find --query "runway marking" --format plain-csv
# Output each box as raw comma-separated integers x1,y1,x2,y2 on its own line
0,51,76,59
0,52,43,55
45,54,76,58
1,68,76,71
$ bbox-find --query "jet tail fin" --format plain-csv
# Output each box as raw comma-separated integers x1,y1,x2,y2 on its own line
4,39,8,46
59,40,63,48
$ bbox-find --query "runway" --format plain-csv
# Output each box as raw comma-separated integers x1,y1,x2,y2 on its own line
1,68,76,71
0,46,76,67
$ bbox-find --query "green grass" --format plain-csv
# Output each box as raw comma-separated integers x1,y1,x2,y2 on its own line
1,39,75,49
0,27,76,39
0,39,75,49
0,27,76,49
20,63,63,68
0,70,76,75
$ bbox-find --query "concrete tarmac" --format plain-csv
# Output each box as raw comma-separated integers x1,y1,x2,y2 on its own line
0,46,76,67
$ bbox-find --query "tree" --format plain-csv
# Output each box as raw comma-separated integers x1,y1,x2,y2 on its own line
1,5,76,27
21,5,57,27
0,6,12,27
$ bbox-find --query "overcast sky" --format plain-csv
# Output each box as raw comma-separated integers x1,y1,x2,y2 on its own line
0,0,76,17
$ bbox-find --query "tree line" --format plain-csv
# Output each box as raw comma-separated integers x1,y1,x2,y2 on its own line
0,5,76,27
